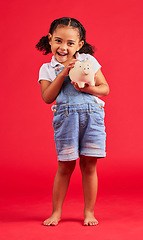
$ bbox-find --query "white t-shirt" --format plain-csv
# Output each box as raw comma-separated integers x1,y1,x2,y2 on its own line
38,53,105,106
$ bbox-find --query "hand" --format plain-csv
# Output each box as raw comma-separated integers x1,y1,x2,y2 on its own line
60,59,78,78
71,81,90,92
71,74,98,93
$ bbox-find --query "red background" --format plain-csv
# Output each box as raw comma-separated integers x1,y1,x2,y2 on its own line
0,0,143,239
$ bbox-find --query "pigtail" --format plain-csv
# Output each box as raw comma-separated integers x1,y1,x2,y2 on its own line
35,35,51,55
76,20,95,55
79,41,95,55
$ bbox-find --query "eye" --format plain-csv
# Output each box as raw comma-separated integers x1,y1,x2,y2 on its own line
79,65,82,68
68,42,74,46
55,39,62,43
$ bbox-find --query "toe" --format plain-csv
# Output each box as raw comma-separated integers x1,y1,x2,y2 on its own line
51,221,58,226
83,221,88,226
89,221,93,226
43,221,48,226
43,220,52,226
84,219,98,226
43,220,47,225
95,220,98,225
92,220,98,226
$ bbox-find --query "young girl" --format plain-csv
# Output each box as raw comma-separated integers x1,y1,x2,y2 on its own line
36,17,109,226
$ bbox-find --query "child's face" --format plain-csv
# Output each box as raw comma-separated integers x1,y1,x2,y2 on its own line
48,26,84,66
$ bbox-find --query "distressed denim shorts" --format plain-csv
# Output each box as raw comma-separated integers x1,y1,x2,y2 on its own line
52,103,106,161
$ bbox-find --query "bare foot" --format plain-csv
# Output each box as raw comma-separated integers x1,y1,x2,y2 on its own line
43,212,61,226
84,211,98,226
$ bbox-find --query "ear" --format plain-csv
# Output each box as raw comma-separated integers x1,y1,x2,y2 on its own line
86,59,92,65
48,33,52,45
74,61,81,67
77,40,84,51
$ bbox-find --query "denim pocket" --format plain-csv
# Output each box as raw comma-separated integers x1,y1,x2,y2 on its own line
92,108,105,125
53,109,67,130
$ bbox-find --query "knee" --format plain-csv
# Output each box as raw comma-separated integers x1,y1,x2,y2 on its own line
58,161,76,176
80,156,97,175
80,164,96,175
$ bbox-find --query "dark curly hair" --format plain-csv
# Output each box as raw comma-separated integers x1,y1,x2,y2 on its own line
36,17,95,55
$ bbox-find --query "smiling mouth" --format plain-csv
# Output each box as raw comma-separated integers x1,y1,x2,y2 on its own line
57,52,68,56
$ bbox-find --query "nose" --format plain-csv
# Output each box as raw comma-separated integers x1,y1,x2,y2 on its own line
60,42,67,51
83,66,90,74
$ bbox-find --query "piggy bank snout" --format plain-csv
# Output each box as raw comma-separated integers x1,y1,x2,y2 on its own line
83,65,90,74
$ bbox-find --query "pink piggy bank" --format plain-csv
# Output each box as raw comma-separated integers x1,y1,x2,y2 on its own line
69,59,95,88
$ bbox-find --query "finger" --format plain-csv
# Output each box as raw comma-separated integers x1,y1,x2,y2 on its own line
68,59,79,68
70,59,79,63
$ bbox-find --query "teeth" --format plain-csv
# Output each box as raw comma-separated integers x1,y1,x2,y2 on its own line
57,52,67,56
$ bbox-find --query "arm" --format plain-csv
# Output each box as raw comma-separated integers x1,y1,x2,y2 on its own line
40,59,77,104
71,68,109,97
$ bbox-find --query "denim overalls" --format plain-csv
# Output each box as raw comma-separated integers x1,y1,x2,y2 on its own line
52,67,106,161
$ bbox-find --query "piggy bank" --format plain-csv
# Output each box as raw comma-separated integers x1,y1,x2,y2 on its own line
69,59,95,88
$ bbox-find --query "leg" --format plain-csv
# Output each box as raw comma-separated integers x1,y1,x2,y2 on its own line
43,160,76,226
80,155,98,226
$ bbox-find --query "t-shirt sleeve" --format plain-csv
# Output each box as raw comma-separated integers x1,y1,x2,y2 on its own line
38,64,52,84
88,54,101,74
